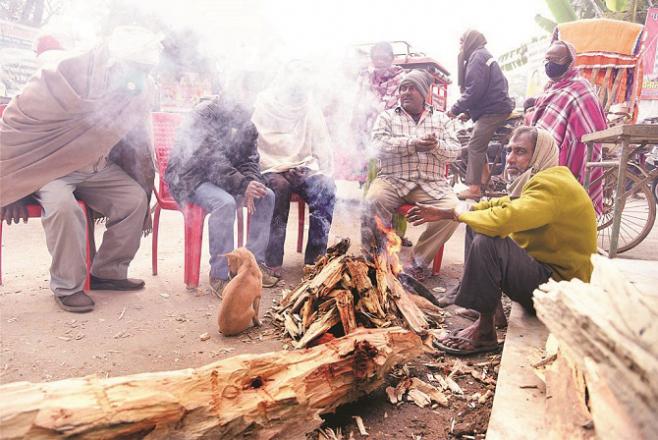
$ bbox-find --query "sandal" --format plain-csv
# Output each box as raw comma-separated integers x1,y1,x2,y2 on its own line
457,189,482,201
434,330,500,356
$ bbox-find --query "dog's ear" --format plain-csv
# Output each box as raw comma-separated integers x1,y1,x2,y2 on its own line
224,251,241,273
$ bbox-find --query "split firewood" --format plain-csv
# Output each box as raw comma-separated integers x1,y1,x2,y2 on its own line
284,312,301,339
346,259,373,293
387,273,428,335
356,288,386,319
353,415,368,436
334,290,358,335
301,299,315,331
296,305,341,348
385,386,398,404
407,388,432,408
0,328,421,440
306,255,346,297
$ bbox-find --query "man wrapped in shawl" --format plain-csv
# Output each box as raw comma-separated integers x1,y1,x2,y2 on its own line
531,40,607,213
251,60,336,274
407,127,597,355
0,26,160,313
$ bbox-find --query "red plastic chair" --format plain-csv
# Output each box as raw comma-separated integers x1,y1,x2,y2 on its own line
396,204,444,275
0,202,92,290
237,192,305,253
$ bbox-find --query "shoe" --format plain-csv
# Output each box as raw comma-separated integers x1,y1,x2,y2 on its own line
54,291,95,313
403,264,432,281
258,264,280,288
401,237,413,247
90,275,145,291
209,277,229,299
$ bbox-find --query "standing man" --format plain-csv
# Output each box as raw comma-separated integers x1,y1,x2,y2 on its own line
407,127,597,355
531,40,607,213
0,26,160,313
165,96,278,297
251,61,336,275
448,30,514,201
363,70,461,280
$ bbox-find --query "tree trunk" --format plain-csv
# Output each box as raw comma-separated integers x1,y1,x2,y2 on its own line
0,327,422,440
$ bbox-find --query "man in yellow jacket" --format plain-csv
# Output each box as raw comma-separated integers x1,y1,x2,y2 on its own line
407,126,597,355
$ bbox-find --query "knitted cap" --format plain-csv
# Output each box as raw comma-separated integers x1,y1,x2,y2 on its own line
400,70,433,98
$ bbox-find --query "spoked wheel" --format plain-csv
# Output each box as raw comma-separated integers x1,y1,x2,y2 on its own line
597,169,657,253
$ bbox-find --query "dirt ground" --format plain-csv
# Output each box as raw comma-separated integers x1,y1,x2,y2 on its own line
2,181,656,439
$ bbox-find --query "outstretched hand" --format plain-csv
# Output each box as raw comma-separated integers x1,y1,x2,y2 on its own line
0,200,28,225
406,205,455,226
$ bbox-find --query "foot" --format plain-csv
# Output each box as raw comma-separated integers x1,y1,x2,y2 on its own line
455,300,508,328
437,283,459,307
457,189,482,201
436,318,499,356
403,264,431,281
90,275,145,291
209,277,229,299
258,264,280,288
401,237,413,247
54,291,95,313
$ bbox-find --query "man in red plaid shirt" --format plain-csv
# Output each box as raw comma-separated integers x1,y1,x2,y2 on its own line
532,40,606,213
362,70,461,280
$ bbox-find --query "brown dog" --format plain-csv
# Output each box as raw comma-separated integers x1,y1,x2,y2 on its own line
217,248,262,336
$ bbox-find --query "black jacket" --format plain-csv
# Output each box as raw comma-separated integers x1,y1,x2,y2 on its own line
450,47,514,122
165,97,265,205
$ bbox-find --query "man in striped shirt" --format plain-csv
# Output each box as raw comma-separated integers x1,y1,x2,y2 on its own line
362,70,461,280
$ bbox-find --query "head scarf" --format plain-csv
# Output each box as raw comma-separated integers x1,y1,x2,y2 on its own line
457,29,487,92
546,40,577,82
507,128,559,197
399,69,432,99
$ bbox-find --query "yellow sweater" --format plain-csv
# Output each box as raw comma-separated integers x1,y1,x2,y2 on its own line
458,166,597,282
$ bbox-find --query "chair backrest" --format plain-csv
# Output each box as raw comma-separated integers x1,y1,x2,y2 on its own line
152,112,185,202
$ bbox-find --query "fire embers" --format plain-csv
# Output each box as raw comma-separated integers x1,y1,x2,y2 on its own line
269,238,442,349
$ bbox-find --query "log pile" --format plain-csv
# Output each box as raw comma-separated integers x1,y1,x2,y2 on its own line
0,327,423,440
533,255,658,440
270,238,437,348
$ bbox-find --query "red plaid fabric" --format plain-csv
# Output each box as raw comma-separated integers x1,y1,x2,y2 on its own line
531,70,607,213
371,105,460,200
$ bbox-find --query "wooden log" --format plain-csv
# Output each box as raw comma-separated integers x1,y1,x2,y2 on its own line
387,273,428,335
346,259,373,293
534,256,658,440
334,289,358,335
0,328,422,440
306,255,346,297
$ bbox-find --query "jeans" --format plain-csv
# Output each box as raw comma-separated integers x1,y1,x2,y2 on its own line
190,182,275,280
264,171,336,266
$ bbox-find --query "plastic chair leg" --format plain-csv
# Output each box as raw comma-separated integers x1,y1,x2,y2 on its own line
431,244,445,275
236,207,244,248
79,202,91,291
152,204,161,275
297,200,305,254
183,205,205,290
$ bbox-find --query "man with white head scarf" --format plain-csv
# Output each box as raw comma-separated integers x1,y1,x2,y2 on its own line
0,26,162,313
407,126,597,356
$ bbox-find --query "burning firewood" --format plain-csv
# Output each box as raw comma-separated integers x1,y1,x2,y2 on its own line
271,234,441,348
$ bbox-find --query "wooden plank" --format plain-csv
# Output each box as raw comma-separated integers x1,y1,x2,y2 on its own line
534,256,658,440
485,303,549,440
581,124,658,144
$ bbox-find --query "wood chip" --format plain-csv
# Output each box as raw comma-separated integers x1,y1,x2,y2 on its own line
445,376,464,395
385,386,398,404
118,307,126,320
199,332,211,341
410,377,449,407
352,416,368,436
407,388,431,408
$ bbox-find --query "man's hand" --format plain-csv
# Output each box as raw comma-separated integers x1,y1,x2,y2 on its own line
0,199,29,225
458,112,470,122
406,205,455,226
414,134,438,152
446,110,457,119
244,181,268,214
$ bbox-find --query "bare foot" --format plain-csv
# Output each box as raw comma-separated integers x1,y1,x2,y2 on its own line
455,300,508,328
439,316,498,353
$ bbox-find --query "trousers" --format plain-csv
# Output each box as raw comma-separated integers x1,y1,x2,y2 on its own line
34,163,147,297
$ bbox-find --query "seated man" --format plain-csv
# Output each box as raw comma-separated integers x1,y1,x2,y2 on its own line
363,70,461,280
0,26,160,313
407,126,597,355
165,96,278,296
251,61,336,273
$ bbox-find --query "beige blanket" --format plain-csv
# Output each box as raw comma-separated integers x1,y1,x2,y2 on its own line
0,45,152,207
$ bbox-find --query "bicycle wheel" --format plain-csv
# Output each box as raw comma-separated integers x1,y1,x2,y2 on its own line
597,170,657,253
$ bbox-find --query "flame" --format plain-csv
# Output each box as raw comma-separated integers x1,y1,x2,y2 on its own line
374,216,402,274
